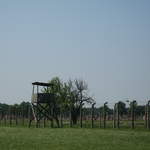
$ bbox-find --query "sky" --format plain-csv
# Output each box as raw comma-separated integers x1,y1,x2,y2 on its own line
0,0,150,106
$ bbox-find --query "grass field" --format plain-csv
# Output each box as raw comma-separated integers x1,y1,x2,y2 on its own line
0,127,150,150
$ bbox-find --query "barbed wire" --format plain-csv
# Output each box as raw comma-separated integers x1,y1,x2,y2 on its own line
95,99,150,108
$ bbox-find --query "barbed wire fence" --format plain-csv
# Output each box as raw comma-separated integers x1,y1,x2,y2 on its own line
0,100,150,129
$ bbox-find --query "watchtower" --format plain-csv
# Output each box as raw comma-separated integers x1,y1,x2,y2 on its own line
29,82,54,128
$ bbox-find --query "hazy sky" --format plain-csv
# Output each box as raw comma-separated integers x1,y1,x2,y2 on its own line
0,0,150,106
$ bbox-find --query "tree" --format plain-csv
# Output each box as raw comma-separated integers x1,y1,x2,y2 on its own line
44,77,64,127
66,79,94,125
44,78,94,125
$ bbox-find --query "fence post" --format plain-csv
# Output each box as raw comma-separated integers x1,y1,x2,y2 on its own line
147,100,150,129
103,102,108,128
91,103,96,128
15,107,18,126
28,105,32,128
4,113,6,126
9,106,12,126
99,109,102,128
0,110,1,125
113,104,116,128
50,107,54,128
145,104,147,128
80,102,84,128
131,100,136,129
70,105,72,128
22,105,25,126
60,110,63,128
117,103,120,128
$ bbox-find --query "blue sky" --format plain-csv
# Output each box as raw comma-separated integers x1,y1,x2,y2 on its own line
0,0,150,106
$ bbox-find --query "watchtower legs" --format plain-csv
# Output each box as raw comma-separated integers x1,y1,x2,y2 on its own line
29,103,57,128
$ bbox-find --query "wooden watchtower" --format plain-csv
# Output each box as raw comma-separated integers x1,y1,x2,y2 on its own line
29,82,54,128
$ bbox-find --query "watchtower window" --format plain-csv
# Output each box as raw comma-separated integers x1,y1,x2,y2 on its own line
31,82,54,104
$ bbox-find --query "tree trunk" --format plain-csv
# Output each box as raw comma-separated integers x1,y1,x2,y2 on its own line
71,107,80,125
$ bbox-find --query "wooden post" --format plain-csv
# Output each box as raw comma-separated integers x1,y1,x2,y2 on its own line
117,103,120,128
99,109,102,128
91,103,96,128
80,103,82,128
0,110,1,126
15,108,18,126
131,101,136,129
80,102,83,128
50,107,54,128
147,101,150,129
113,104,116,128
60,110,63,128
145,104,147,128
9,106,12,126
4,113,6,126
36,85,39,128
29,85,34,128
0,110,1,125
126,100,130,128
103,102,107,128
1,111,3,125
22,105,24,126
70,105,72,128
28,105,32,128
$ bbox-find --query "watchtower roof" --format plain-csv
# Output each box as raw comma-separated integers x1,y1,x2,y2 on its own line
32,82,53,87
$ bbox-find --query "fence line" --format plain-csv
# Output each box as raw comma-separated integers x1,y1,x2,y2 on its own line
0,100,150,129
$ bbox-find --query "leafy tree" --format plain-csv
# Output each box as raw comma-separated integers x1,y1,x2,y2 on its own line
42,77,94,125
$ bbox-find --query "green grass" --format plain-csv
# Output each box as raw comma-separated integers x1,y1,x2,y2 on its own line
0,127,150,150
0,119,146,129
